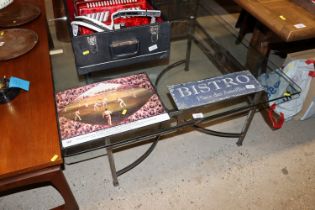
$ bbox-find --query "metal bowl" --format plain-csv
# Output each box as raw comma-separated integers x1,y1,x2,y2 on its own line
0,78,20,104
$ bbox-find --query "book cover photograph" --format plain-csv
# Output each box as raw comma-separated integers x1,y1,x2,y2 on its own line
55,73,169,148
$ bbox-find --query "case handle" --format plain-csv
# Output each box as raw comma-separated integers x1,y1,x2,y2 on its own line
110,38,139,59
268,103,284,129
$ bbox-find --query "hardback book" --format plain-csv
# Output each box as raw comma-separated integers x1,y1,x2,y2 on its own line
55,73,170,148
168,70,264,110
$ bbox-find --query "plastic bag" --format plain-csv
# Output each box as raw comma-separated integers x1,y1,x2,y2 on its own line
259,59,314,122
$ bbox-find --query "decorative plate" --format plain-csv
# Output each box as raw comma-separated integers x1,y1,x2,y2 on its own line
0,28,38,61
0,2,41,27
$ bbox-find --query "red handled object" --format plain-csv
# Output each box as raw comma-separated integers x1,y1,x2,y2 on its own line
309,71,315,77
268,103,285,129
305,59,315,65
305,60,315,77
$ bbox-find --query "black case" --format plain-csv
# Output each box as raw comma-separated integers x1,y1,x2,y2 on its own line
64,1,171,75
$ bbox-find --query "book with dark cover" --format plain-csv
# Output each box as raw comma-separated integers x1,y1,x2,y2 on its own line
168,70,264,110
55,73,169,148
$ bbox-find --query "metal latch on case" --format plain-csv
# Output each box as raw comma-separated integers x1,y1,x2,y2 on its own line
150,25,159,43
86,35,98,54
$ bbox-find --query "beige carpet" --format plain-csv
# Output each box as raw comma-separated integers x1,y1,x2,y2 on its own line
1,113,315,210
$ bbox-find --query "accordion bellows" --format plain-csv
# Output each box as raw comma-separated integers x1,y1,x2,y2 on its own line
74,0,158,34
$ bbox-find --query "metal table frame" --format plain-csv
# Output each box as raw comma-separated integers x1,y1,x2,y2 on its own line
52,0,299,186
99,5,264,185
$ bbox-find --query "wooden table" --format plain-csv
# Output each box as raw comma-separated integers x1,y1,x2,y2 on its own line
233,0,315,71
0,0,78,209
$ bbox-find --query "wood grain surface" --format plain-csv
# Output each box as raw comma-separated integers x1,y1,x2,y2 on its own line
234,0,315,42
0,0,62,179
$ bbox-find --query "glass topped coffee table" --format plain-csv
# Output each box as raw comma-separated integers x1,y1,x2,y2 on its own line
48,0,300,185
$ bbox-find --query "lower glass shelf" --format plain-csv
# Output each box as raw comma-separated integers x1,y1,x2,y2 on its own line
48,0,301,160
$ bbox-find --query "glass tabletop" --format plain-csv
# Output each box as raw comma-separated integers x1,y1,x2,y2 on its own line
47,0,301,157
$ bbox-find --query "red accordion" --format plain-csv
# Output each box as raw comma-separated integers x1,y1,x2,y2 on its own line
64,0,170,75
73,0,157,34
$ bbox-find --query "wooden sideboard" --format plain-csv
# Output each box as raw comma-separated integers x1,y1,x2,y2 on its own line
0,0,78,209
234,0,315,73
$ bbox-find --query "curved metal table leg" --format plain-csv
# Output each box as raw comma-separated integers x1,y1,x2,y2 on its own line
194,104,257,146
106,136,160,186
236,106,256,146
155,14,198,87
194,125,241,138
155,60,186,87
117,135,160,176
